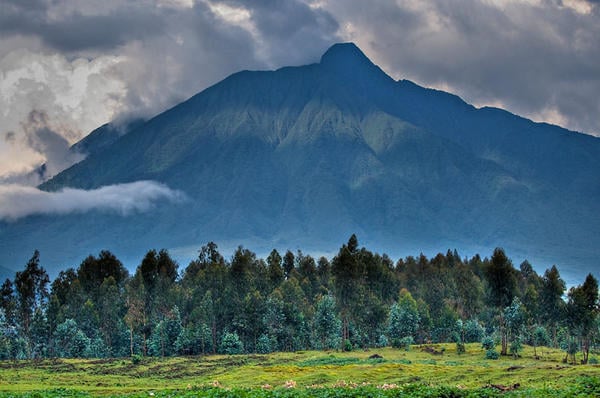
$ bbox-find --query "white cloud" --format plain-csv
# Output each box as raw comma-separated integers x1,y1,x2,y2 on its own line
0,181,186,221
0,49,126,177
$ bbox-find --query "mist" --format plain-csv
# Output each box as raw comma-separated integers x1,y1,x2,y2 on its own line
0,181,186,221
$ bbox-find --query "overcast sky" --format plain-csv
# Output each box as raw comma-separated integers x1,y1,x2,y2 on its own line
1,0,599,181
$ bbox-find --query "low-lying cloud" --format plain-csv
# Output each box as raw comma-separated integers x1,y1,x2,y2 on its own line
0,181,186,221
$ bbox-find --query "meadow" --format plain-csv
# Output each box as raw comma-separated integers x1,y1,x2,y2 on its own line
0,344,599,397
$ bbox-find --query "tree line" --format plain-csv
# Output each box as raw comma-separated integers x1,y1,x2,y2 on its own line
0,235,598,363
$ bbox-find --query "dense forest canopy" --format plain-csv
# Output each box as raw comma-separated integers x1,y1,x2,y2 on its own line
0,235,598,364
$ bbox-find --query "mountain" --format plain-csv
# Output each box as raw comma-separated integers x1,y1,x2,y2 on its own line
0,43,598,284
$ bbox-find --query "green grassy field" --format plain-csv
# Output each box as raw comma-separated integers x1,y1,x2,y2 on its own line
0,344,598,397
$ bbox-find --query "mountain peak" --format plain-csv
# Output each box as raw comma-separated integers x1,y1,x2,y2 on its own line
320,42,373,69
319,42,392,87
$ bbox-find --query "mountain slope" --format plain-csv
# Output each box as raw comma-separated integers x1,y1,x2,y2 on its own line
1,43,598,283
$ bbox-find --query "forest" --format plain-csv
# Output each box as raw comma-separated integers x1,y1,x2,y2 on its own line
0,235,598,364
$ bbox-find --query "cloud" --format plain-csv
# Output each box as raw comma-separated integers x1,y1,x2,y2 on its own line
325,0,600,135
21,110,85,181
1,0,599,181
0,48,126,177
0,181,187,221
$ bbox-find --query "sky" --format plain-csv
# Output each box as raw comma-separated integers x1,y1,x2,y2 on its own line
0,0,599,217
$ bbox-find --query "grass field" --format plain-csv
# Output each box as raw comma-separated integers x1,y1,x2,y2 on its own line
0,344,599,397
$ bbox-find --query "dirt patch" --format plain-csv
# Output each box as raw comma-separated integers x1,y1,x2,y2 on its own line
486,383,520,391
506,365,524,371
421,345,444,355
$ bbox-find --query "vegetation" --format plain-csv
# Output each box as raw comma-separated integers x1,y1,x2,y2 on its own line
0,344,599,396
1,235,598,367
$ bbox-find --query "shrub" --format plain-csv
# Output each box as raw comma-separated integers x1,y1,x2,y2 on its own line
481,336,495,351
343,339,353,352
589,357,599,365
456,342,466,355
398,336,415,351
376,334,389,348
256,334,275,354
131,354,142,365
510,338,522,358
464,319,485,343
486,349,500,360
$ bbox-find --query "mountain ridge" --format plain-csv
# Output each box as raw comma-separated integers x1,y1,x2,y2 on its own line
0,42,597,284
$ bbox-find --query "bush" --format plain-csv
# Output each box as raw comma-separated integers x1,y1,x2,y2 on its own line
131,354,142,365
343,339,353,352
456,342,466,355
377,334,389,348
486,349,500,360
392,336,414,351
464,319,485,343
510,338,522,358
256,334,275,354
481,336,495,351
400,336,415,351
219,332,244,355
589,357,599,365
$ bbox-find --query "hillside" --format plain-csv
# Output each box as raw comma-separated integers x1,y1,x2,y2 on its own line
0,43,598,281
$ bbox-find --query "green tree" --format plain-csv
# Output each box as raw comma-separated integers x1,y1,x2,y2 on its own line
540,265,566,344
98,276,126,355
313,295,342,350
148,306,182,357
567,274,599,364
124,273,147,356
262,294,285,351
388,289,420,345
283,250,295,280
463,319,485,343
532,325,550,358
77,250,128,301
14,250,49,354
504,297,526,358
267,249,284,288
484,248,517,355
52,319,90,358
219,331,244,355
485,248,517,309
332,235,362,343
0,279,15,326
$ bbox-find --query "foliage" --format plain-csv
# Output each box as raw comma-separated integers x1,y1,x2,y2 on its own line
388,289,420,342
481,336,495,351
312,295,342,350
463,319,485,343
1,237,598,362
485,349,500,359
220,331,244,355
52,319,90,358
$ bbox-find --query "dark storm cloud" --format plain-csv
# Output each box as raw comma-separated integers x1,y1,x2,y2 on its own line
96,0,340,121
0,1,165,52
218,0,339,66
326,0,600,135
1,0,599,161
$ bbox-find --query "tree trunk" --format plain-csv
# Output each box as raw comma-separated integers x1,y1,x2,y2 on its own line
129,327,134,356
582,337,589,364
212,320,217,354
